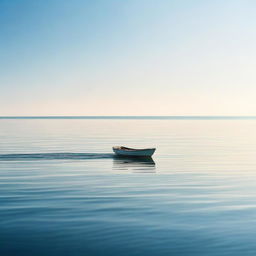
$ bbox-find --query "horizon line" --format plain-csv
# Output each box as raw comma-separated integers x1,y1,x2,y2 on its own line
1,115,256,120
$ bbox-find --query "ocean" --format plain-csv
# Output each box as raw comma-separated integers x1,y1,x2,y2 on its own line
1,117,256,255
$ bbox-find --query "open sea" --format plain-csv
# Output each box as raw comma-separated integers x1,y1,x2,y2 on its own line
1,117,256,256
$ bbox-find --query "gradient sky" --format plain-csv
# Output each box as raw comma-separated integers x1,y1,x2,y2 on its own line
1,0,256,116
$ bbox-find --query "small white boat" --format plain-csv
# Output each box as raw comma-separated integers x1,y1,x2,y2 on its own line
113,146,156,157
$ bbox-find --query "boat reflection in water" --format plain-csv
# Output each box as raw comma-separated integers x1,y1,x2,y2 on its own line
112,156,156,173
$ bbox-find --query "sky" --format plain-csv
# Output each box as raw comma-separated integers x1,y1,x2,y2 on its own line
1,0,256,116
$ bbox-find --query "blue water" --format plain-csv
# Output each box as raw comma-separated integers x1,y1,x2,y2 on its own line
1,118,256,255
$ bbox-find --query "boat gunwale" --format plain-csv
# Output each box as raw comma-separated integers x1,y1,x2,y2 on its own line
113,146,156,152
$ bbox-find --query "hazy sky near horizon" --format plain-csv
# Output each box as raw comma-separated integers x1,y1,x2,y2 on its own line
1,0,256,116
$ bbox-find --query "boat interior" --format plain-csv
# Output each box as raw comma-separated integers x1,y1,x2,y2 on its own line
115,146,154,151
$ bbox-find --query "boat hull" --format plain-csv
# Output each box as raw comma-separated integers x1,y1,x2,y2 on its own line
113,147,156,157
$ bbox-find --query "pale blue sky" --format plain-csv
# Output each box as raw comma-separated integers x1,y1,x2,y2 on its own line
1,0,256,116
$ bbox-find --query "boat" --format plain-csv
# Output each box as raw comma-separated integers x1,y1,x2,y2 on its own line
112,146,156,157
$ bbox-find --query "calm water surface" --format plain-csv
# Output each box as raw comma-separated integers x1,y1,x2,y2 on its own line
1,119,256,255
